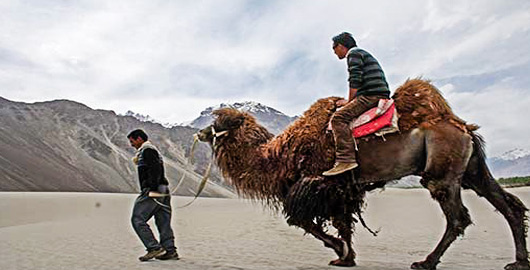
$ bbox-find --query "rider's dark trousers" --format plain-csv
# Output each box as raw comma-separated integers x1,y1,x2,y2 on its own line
330,94,387,163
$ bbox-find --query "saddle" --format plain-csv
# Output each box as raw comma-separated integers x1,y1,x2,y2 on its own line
352,99,399,138
327,99,399,139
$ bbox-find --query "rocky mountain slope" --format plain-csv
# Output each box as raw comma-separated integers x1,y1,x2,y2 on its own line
0,97,233,197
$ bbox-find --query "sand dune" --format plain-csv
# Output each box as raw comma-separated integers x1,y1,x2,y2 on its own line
0,188,528,270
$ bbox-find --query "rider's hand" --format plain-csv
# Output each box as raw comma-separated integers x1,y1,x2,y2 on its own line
336,99,349,107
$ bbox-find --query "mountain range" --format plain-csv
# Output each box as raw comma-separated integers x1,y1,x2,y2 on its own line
487,149,530,178
0,96,527,194
0,97,233,197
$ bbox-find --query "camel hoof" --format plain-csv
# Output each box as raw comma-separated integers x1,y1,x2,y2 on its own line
411,260,437,270
505,261,530,270
329,258,356,267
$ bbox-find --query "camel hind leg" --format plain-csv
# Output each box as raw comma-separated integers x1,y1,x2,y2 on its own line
412,125,474,269
465,180,529,270
413,180,472,269
462,132,529,270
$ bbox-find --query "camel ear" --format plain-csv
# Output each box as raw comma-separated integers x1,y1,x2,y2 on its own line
213,108,245,131
224,114,245,130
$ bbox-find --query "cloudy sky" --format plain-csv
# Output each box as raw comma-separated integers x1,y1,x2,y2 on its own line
1,0,529,156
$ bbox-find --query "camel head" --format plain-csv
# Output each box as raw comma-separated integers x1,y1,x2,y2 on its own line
196,107,273,146
193,97,342,206
197,108,243,144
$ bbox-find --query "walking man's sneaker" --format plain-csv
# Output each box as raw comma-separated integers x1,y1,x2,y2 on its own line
156,250,180,260
322,162,358,176
139,248,165,261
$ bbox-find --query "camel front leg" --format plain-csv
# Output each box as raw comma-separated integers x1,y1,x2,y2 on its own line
330,215,356,266
302,222,356,267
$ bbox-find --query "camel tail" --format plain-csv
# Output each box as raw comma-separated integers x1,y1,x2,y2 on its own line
462,131,494,189
463,131,528,211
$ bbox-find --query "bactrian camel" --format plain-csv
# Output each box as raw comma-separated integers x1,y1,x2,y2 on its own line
196,79,529,270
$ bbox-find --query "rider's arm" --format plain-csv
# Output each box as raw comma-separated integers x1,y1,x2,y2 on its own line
347,49,363,102
337,88,358,107
348,88,358,102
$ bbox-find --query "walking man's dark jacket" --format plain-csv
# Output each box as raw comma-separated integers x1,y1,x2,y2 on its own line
135,142,169,192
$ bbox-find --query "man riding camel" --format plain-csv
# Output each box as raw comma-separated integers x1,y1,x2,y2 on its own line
323,32,391,176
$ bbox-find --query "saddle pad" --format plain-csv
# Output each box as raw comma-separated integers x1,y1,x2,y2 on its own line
353,103,396,138
352,99,394,127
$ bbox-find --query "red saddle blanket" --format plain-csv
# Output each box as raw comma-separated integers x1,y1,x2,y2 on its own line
328,99,399,138
352,99,397,138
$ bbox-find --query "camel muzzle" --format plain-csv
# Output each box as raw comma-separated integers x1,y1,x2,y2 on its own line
197,126,228,144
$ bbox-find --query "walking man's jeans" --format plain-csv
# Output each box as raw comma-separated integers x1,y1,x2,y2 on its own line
131,191,176,252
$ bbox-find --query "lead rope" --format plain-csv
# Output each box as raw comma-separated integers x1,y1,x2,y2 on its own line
152,197,171,209
177,126,227,208
171,134,199,194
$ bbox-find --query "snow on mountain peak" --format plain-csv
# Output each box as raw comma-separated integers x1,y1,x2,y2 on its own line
123,110,177,128
498,148,530,161
201,101,284,116
124,110,157,123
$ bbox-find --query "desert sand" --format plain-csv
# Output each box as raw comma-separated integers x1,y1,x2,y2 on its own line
0,187,528,270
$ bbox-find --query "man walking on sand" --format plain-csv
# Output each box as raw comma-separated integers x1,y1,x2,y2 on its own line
127,129,179,261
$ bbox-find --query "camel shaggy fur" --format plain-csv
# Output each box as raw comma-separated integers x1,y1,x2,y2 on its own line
197,79,529,270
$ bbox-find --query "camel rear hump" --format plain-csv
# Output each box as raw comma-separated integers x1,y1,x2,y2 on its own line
392,78,470,133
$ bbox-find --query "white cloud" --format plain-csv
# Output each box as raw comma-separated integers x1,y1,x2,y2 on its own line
444,82,530,157
0,0,529,155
